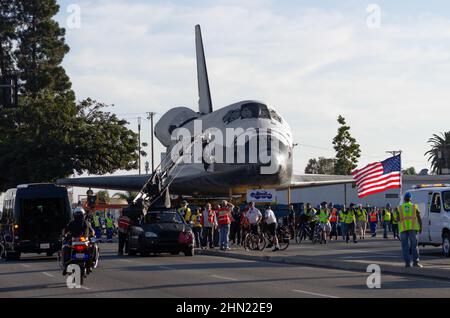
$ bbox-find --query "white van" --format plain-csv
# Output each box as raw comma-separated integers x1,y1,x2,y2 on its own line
405,184,450,257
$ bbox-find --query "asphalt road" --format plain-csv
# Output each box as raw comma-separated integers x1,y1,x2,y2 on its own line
1,243,450,298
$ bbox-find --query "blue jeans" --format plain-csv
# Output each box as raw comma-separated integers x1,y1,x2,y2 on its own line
219,224,230,249
340,223,346,240
94,227,102,240
383,221,389,238
193,227,202,248
370,222,377,236
106,228,113,241
400,230,420,265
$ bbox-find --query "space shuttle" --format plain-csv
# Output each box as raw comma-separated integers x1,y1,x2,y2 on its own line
57,25,353,196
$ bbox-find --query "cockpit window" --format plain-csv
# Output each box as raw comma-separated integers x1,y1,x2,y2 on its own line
223,103,272,123
269,109,282,124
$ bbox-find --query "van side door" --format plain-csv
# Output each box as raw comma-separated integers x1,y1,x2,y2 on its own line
429,192,443,242
421,192,433,242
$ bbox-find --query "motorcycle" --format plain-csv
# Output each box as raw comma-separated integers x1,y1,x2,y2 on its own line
58,235,99,286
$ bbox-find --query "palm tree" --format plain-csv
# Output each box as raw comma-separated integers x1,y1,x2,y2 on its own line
425,132,450,174
112,191,139,203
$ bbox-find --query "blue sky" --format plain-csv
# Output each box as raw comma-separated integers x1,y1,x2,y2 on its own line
53,0,450,176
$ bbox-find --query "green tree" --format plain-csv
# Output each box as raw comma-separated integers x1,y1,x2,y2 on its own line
425,131,450,174
402,167,417,175
305,157,336,175
0,1,140,191
332,115,361,175
0,95,139,191
0,0,17,75
113,191,139,203
96,190,110,204
15,0,73,98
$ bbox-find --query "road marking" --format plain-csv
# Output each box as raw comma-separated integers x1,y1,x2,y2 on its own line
340,255,398,259
21,264,32,268
211,275,238,281
42,272,54,278
292,289,339,298
80,286,90,290
159,266,173,270
120,259,135,263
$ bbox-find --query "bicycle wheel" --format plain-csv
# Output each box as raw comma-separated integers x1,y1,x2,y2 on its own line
295,228,303,244
259,234,267,250
278,231,290,251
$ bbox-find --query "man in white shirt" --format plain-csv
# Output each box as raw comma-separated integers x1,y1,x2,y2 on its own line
264,206,280,251
246,202,262,235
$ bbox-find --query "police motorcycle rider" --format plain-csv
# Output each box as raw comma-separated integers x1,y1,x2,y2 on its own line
61,207,98,275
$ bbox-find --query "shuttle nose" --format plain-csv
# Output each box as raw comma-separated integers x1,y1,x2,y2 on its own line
258,136,292,183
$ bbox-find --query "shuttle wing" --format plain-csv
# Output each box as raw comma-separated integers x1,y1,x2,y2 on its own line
57,174,355,194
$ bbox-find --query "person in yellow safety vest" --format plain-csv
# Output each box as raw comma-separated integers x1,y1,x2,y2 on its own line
178,200,192,223
93,211,102,241
382,204,392,239
190,208,203,248
318,202,331,244
398,192,423,268
339,206,347,241
391,207,400,240
105,213,114,243
355,204,368,240
345,203,357,244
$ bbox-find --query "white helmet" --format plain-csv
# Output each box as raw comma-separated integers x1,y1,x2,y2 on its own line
73,207,85,216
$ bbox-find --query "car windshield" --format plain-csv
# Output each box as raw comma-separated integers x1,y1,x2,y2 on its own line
144,211,184,224
443,191,450,212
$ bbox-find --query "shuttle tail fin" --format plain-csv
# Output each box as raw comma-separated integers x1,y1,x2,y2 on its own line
195,24,213,114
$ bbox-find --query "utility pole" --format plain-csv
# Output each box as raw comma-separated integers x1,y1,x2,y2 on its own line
147,112,156,173
138,117,142,175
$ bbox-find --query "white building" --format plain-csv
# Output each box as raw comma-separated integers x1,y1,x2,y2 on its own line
276,175,450,208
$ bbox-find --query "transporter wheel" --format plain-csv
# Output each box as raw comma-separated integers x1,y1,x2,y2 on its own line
442,232,450,257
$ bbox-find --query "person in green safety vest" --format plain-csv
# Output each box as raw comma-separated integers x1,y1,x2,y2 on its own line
93,211,102,242
178,200,192,223
105,212,115,243
318,202,331,243
355,204,368,240
391,207,400,240
382,204,392,239
398,192,423,268
345,203,357,244
338,205,347,241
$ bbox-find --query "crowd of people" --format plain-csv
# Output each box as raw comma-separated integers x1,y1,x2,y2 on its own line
174,199,406,252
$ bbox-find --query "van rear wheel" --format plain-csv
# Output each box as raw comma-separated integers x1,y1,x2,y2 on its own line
442,232,450,257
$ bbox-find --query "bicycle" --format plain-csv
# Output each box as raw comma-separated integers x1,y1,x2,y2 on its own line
263,224,290,251
244,227,266,251
312,222,327,245
295,222,313,244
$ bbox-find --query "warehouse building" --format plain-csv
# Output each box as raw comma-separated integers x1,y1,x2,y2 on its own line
276,175,450,208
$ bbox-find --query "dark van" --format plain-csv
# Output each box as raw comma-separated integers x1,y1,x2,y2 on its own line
0,184,72,260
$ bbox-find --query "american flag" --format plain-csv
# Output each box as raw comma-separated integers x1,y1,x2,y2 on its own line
351,155,402,198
